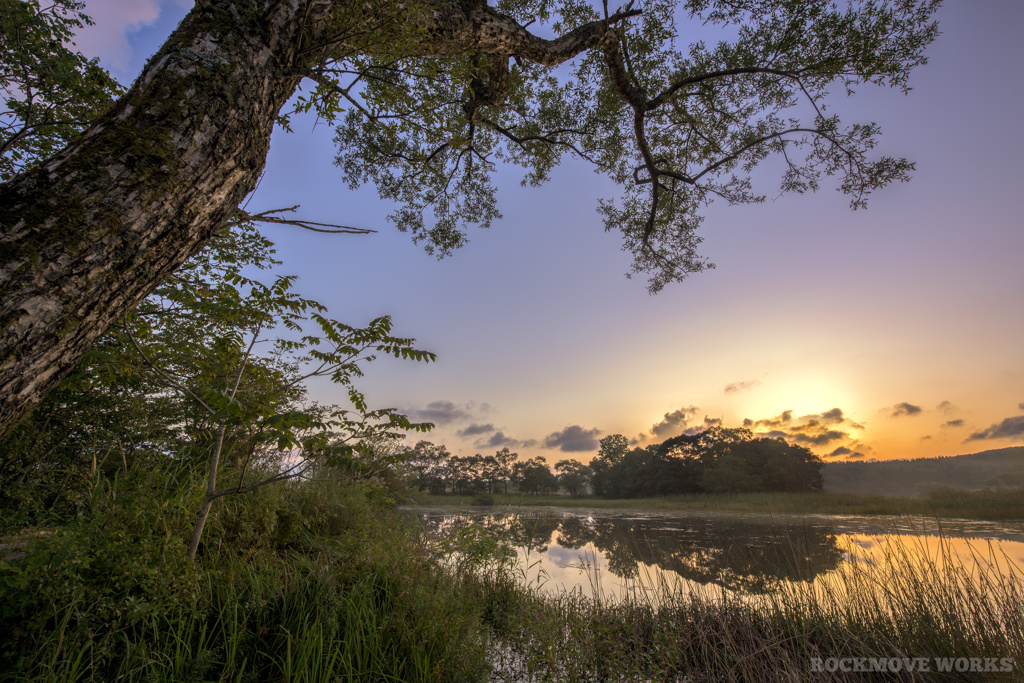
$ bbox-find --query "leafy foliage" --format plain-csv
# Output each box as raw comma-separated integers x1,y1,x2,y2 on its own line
0,220,434,545
0,0,122,180
325,0,939,291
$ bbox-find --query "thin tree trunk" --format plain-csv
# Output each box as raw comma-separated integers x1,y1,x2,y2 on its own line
187,422,227,560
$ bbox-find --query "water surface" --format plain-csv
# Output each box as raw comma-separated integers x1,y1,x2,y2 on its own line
408,505,1024,602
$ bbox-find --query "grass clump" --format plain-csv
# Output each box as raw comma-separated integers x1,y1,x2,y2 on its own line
0,468,490,683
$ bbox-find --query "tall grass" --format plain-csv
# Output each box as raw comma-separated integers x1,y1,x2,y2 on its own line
0,467,490,683
480,529,1024,682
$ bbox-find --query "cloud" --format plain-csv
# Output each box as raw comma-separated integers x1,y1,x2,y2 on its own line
410,400,489,425
543,425,602,452
921,435,932,441
701,416,723,428
936,401,958,414
457,423,495,437
724,379,760,394
941,419,965,429
829,446,853,457
891,402,923,417
1019,402,1024,411
791,429,847,447
820,408,845,424
75,0,189,72
746,410,794,430
846,451,867,460
966,416,1024,442
649,406,698,438
475,432,536,450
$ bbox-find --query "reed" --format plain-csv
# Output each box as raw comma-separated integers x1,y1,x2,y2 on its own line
481,529,1024,681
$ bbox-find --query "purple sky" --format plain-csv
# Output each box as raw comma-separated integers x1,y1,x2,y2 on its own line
77,0,1024,462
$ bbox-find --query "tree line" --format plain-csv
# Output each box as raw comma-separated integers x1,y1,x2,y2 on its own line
404,427,824,498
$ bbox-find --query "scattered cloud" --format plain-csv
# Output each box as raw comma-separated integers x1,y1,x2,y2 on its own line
410,400,490,425
724,379,760,394
921,435,932,441
936,401,958,414
1019,402,1024,411
475,432,537,450
846,451,868,460
456,423,495,437
744,407,862,453
890,402,923,417
744,410,793,430
543,425,602,452
966,416,1024,442
941,419,965,429
649,406,699,438
791,429,847,447
702,416,723,428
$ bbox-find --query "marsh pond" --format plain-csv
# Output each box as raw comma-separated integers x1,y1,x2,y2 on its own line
405,506,1024,602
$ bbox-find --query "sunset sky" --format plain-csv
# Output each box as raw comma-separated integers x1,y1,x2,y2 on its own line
76,0,1024,463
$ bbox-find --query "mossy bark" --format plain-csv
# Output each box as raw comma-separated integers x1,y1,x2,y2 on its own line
0,0,305,432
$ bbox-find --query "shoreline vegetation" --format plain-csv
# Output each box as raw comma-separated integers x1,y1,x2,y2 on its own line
2,473,1023,681
405,488,1024,521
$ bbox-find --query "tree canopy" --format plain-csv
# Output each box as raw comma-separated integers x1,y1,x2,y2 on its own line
0,0,939,433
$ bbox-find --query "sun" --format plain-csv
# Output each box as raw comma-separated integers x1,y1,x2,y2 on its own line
733,373,859,422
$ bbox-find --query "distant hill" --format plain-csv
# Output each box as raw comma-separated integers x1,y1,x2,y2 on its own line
823,447,1024,497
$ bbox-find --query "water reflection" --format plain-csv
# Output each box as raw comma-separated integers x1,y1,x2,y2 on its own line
409,506,1024,600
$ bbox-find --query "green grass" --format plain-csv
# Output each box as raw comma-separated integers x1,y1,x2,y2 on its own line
0,473,491,683
406,487,1024,520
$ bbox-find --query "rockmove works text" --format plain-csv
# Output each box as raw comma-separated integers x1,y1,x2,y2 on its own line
810,658,1014,673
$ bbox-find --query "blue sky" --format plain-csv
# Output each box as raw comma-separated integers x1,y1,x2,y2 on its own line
77,0,1024,462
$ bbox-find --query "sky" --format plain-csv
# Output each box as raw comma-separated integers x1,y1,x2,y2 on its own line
73,0,1024,463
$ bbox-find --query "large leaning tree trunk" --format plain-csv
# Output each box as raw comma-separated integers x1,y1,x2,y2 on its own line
0,0,621,435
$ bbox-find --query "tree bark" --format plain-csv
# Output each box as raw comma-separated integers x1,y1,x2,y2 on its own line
0,0,620,436
0,0,309,433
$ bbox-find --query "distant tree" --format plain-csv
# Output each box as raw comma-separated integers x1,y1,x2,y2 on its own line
589,427,824,497
492,447,518,494
701,437,823,493
590,434,631,497
405,440,452,494
516,456,559,495
554,458,592,497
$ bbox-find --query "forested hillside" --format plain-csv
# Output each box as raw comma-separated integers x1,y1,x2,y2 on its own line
823,447,1024,496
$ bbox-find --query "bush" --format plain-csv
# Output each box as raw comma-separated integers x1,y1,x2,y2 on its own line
0,471,491,682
